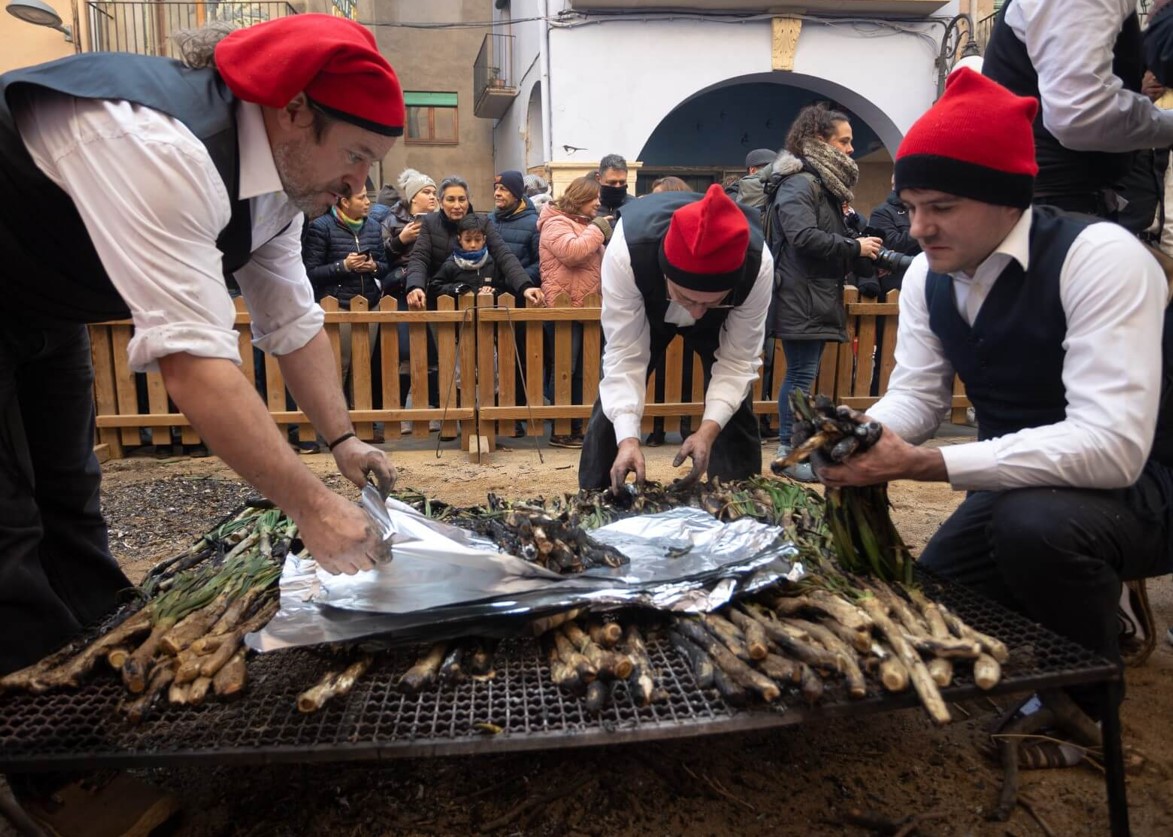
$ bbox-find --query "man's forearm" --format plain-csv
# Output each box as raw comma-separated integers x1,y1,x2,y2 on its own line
158,353,333,521
274,329,354,443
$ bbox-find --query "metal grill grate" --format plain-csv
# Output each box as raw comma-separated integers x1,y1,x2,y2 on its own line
0,577,1118,772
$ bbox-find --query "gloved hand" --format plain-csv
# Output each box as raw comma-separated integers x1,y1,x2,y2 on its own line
857,278,881,299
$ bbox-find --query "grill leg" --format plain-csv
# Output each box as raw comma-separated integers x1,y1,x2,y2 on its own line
1101,677,1130,837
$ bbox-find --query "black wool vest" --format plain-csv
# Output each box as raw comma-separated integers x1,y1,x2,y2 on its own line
0,53,252,324
926,206,1082,442
983,0,1143,197
619,191,764,344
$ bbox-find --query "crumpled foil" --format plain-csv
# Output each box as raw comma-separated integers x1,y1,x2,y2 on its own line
248,499,804,652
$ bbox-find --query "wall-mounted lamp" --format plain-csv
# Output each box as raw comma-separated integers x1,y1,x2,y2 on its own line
6,0,73,43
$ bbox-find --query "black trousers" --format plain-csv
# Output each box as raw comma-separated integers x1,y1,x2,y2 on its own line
578,331,761,490
0,318,130,675
919,467,1173,711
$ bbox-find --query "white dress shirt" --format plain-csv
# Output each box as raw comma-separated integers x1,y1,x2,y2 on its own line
598,221,774,444
14,93,322,373
1002,0,1173,152
869,207,1167,491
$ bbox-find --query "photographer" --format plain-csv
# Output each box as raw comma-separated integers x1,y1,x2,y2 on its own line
866,176,922,296
764,103,878,480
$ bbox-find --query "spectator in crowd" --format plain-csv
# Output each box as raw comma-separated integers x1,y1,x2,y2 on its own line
368,183,400,225
819,67,1173,737
381,168,439,431
538,175,610,448
1118,71,1173,244
866,173,922,300
764,103,880,481
489,169,541,285
525,173,553,212
303,189,389,411
430,214,509,297
726,148,777,211
405,176,532,310
651,176,690,193
579,185,773,492
984,0,1173,224
0,15,401,827
596,153,634,221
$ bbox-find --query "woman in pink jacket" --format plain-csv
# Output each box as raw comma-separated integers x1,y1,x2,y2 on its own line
538,176,612,447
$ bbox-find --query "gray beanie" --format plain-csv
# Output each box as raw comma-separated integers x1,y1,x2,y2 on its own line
396,168,436,202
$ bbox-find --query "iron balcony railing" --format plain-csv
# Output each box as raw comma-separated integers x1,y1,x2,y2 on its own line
84,1,298,58
473,32,516,119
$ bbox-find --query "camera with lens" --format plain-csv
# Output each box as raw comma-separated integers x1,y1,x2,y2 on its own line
874,247,915,277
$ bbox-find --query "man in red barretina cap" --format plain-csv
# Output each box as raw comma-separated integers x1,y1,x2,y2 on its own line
578,184,774,493
817,68,1173,754
0,16,404,674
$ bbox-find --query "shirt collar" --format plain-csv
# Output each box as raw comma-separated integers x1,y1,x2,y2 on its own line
971,205,1032,277
236,101,283,200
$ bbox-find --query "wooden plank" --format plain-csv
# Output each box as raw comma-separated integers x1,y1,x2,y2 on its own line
93,443,111,464
552,310,572,436
378,297,403,437
663,337,684,435
496,294,519,436
144,369,171,450
436,295,462,440
88,326,123,458
475,292,499,444
319,296,343,379
458,293,479,449
582,292,603,408
109,325,140,447
350,296,373,441
877,289,900,394
526,317,544,437
816,340,838,399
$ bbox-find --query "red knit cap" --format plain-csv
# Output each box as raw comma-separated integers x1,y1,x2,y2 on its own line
215,15,404,137
659,184,750,291
894,68,1038,208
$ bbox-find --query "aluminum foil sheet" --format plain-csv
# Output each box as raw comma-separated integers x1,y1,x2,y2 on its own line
249,500,803,652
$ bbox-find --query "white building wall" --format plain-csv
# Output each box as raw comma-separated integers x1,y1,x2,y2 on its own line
492,0,546,173
493,1,962,168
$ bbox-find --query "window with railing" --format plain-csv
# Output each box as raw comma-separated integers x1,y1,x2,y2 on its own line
84,1,298,57
405,92,459,145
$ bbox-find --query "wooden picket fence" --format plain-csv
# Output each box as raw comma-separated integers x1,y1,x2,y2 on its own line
88,288,970,460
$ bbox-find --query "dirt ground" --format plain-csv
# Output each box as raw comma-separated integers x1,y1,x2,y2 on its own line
27,437,1173,835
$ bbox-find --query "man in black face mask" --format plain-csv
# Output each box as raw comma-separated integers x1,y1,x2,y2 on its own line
597,153,634,222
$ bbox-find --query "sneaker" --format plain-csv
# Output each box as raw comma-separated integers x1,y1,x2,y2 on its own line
400,421,414,435
645,431,665,447
290,440,320,455
770,445,817,483
428,420,442,433
549,435,583,449
15,772,182,837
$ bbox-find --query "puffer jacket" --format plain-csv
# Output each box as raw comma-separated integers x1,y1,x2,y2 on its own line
302,210,389,308
765,150,874,342
536,203,604,307
404,208,532,298
490,196,541,284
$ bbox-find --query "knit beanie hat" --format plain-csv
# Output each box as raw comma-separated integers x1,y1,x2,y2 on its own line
659,184,750,292
397,168,436,202
894,68,1038,209
215,15,404,137
745,148,776,169
494,170,526,202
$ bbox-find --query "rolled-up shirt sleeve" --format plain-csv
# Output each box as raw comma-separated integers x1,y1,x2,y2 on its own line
703,249,773,428
233,212,324,355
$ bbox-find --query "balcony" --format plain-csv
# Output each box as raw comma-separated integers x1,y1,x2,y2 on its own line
473,33,517,120
84,1,299,57
566,0,950,13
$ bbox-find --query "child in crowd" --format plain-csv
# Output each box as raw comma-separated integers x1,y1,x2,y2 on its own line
430,214,500,298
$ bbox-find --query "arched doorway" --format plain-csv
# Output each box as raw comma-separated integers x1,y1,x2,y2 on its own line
636,73,900,214
525,81,544,171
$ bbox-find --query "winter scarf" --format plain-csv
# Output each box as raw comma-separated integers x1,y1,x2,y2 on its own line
800,139,859,204
453,246,489,270
332,205,364,234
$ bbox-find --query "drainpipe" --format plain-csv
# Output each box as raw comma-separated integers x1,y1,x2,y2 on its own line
540,0,554,165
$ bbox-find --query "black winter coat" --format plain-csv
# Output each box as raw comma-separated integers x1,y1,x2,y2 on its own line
868,192,921,257
765,153,874,342
379,200,423,295
430,255,500,297
404,209,532,298
490,197,541,284
302,211,389,308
